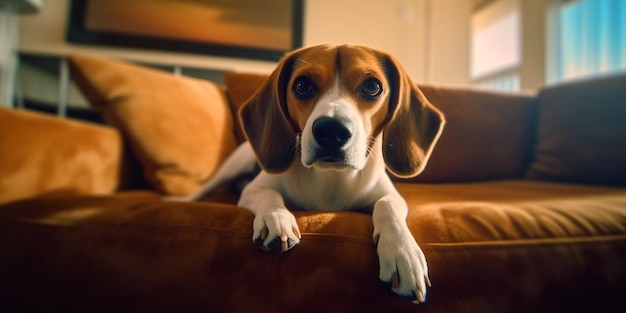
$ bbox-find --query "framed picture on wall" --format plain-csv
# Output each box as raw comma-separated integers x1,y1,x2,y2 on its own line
66,0,304,61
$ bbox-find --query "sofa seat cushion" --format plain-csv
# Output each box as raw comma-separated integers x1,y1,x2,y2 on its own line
0,193,393,312
1,181,625,312
399,180,626,243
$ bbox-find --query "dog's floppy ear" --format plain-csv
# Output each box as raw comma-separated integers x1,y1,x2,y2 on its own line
382,54,445,178
238,52,299,173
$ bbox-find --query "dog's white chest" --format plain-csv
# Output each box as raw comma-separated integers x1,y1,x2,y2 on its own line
278,164,383,212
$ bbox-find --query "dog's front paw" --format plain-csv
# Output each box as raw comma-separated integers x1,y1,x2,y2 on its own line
253,208,301,252
375,231,431,303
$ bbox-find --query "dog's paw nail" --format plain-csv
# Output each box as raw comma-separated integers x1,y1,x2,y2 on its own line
256,236,299,252
253,236,267,250
280,233,289,252
414,290,426,303
391,272,399,289
426,276,432,288
293,227,301,239
286,238,300,251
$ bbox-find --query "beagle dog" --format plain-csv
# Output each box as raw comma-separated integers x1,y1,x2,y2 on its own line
174,44,444,303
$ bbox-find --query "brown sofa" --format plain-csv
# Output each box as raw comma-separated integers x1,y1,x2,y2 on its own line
1,54,625,313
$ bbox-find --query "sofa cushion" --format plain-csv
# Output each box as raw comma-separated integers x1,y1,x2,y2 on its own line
1,181,625,312
0,107,121,205
408,86,537,182
397,180,626,242
69,54,238,196
526,73,626,185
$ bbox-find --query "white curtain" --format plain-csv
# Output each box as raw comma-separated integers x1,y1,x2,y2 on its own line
0,10,19,106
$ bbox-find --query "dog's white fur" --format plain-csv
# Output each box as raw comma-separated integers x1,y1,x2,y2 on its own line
169,44,444,303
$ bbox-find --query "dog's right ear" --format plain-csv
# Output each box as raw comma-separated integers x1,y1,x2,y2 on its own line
380,52,445,178
238,52,299,173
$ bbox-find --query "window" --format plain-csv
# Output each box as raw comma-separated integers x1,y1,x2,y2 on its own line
471,0,521,92
548,0,626,84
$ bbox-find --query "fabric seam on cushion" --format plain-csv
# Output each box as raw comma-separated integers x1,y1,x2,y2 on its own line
0,217,374,245
424,234,626,250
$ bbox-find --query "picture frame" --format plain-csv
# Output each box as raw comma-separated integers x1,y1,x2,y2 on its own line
66,0,304,61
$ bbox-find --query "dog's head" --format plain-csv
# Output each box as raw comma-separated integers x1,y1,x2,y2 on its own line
239,44,444,178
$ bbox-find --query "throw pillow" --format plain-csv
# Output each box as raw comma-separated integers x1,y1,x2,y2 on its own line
69,54,237,195
0,107,120,204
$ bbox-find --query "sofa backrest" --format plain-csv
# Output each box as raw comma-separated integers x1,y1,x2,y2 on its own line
408,86,538,182
526,72,626,185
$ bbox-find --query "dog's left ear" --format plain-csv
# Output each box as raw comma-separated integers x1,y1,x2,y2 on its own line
238,51,299,173
381,53,445,178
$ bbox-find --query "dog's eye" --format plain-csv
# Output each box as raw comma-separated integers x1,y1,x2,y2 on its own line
293,76,315,99
361,78,382,99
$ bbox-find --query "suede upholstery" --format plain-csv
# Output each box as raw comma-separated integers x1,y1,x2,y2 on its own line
1,57,625,313
69,54,237,196
223,72,269,144
526,73,626,184
410,86,537,182
0,107,121,205
1,183,624,313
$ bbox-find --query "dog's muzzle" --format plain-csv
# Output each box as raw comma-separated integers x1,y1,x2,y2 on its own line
311,117,354,163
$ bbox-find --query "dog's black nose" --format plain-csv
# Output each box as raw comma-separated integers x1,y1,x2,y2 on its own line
312,117,353,150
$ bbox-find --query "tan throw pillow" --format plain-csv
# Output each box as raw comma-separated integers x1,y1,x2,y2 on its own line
69,54,237,196
0,107,120,204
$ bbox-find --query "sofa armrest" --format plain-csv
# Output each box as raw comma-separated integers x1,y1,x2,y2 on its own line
0,107,122,205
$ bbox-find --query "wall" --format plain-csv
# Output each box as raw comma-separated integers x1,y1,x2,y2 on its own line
428,0,471,85
304,0,470,84
519,0,547,90
19,0,471,83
